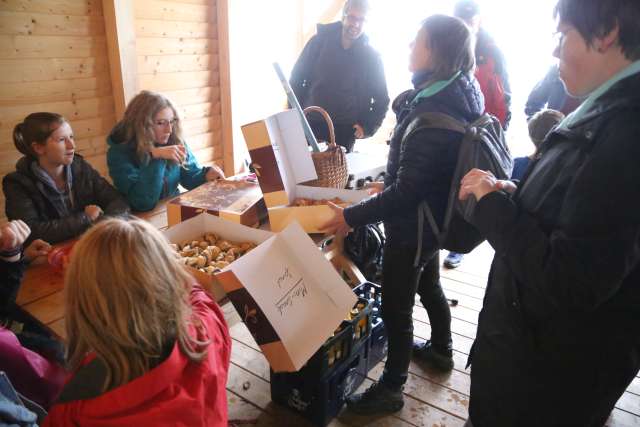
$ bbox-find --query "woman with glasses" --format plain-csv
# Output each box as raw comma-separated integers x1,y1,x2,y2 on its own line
3,113,129,244
107,90,224,211
460,0,640,425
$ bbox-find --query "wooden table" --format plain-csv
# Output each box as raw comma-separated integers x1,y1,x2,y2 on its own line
15,200,173,339
16,199,364,340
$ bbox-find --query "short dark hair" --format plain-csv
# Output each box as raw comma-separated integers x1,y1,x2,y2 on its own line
343,0,369,15
421,15,476,82
554,0,640,60
453,0,480,21
13,112,66,159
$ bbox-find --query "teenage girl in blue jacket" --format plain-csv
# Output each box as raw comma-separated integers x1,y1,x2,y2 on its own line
107,91,224,211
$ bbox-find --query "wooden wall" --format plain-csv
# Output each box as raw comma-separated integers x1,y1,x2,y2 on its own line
133,0,231,172
0,0,117,219
0,0,232,221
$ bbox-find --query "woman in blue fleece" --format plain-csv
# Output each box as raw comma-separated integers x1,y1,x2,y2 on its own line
107,91,224,211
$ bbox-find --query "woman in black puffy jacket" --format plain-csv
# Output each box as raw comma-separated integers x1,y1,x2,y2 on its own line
323,14,484,415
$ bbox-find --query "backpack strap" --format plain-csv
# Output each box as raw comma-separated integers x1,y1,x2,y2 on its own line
401,112,468,266
402,112,467,143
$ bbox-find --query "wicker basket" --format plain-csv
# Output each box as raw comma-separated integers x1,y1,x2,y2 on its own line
303,106,349,189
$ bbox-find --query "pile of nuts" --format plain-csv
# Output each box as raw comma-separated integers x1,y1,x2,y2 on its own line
171,232,256,274
291,197,347,207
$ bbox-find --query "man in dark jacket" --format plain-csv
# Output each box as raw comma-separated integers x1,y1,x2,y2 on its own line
525,64,582,119
459,0,640,424
289,0,389,152
3,154,129,244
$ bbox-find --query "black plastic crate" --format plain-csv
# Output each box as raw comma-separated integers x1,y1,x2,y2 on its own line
271,342,368,427
347,297,372,356
302,320,353,380
366,311,387,371
353,281,382,309
353,282,387,371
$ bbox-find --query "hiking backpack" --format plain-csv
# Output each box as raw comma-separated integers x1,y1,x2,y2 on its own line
344,223,385,284
402,112,513,263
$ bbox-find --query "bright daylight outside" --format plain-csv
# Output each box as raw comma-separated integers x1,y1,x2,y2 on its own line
230,0,561,159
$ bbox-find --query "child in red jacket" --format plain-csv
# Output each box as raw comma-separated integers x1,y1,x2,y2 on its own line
44,217,231,427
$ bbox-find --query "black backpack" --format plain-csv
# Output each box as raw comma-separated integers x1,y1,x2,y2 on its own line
402,112,513,264
344,223,385,284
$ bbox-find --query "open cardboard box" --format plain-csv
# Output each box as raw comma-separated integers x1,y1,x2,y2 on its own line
215,221,357,372
163,213,273,301
241,109,369,233
166,178,267,228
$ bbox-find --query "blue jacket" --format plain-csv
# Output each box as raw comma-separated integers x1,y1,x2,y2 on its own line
344,71,484,250
107,137,207,212
525,65,579,119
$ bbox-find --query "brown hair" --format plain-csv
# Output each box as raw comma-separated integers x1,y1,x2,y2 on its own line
421,15,476,83
528,109,565,147
64,217,209,391
13,112,66,159
111,90,184,164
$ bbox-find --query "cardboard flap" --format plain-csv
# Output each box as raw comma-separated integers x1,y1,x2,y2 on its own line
215,221,355,371
242,110,317,207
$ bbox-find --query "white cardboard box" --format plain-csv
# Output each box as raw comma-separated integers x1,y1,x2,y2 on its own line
163,213,273,301
241,109,369,232
216,221,357,372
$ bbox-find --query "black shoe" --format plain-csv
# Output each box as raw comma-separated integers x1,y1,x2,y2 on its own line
443,252,464,269
412,339,454,372
346,381,404,415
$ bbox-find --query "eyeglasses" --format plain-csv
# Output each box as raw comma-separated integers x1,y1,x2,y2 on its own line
552,27,575,48
154,118,179,127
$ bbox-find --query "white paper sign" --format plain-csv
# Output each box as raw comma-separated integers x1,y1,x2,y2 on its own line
264,110,318,204
220,221,356,370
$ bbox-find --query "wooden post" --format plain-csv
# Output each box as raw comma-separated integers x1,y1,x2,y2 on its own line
102,0,138,119
216,0,235,176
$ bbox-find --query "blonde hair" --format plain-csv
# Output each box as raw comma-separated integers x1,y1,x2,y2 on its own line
111,90,185,164
64,217,208,391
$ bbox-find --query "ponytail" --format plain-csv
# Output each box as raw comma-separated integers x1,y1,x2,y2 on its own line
12,112,66,159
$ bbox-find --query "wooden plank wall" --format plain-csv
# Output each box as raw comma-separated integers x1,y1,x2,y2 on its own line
0,0,117,220
134,0,226,172
0,0,232,221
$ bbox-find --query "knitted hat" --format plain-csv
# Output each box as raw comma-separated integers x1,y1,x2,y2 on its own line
454,0,481,21
528,109,565,147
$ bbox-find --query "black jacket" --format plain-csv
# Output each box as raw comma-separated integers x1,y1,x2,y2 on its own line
344,71,484,251
3,155,129,244
0,257,26,314
289,21,389,137
468,71,640,426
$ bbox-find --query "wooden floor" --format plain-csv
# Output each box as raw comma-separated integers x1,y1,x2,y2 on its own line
224,243,640,427
15,203,640,426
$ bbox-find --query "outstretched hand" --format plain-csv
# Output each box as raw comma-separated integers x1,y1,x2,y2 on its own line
319,202,352,237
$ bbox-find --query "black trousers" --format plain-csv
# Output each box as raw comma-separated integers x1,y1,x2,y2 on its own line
379,243,452,388
309,120,356,153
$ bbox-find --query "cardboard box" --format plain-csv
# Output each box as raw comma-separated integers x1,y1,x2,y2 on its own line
163,213,273,301
216,221,358,372
241,109,369,233
167,179,267,227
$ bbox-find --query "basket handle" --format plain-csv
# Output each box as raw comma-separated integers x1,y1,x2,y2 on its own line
303,106,336,149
